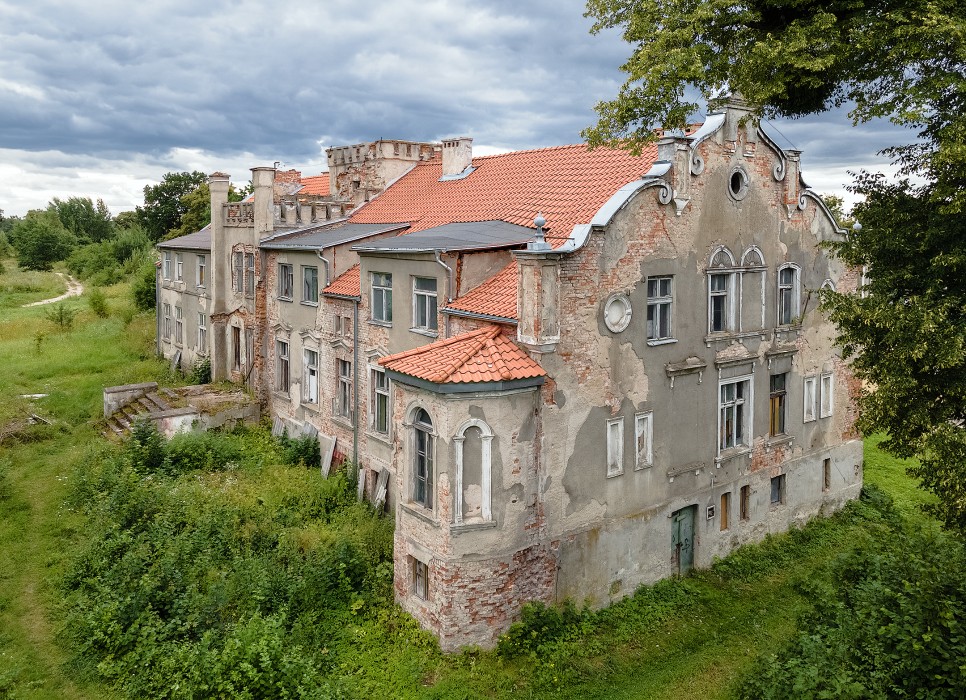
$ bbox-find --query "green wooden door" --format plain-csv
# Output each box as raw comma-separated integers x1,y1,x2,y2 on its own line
672,506,695,574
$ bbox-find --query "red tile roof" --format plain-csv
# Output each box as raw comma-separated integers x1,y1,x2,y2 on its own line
300,174,330,197
323,264,360,298
445,263,517,321
348,143,657,243
379,325,545,384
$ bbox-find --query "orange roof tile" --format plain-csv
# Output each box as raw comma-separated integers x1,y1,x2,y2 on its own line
445,263,518,321
323,264,360,297
300,174,330,197
379,325,545,385
348,143,657,243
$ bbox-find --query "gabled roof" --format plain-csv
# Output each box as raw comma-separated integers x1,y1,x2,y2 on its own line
157,224,211,251
348,143,658,244
444,263,517,322
323,264,361,298
299,174,330,197
379,325,545,386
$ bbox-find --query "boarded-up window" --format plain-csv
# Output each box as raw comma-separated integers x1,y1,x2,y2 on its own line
820,373,834,418
635,412,652,469
740,485,751,520
720,492,731,531
803,376,817,422
606,418,623,477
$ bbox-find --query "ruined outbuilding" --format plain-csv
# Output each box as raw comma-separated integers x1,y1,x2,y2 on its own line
156,98,861,650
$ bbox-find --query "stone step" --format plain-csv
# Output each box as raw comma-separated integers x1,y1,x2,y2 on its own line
145,391,171,411
159,387,179,402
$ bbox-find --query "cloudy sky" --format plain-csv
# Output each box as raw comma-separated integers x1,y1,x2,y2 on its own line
0,0,912,218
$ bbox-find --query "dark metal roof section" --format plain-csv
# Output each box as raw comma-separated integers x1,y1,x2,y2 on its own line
352,220,534,253
157,225,212,251
260,222,410,250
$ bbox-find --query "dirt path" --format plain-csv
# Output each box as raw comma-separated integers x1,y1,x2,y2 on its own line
23,272,84,307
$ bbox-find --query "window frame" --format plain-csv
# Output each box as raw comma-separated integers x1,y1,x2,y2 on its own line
820,372,834,418
370,367,390,435
720,492,731,531
412,557,428,600
163,251,172,280
769,373,787,437
777,264,801,326
606,418,624,477
718,375,753,455
175,253,183,281
337,358,353,419
303,348,319,405
244,253,255,298
412,408,435,509
371,272,393,324
739,484,751,520
278,263,294,301
803,376,818,423
770,474,786,506
196,254,206,287
233,251,244,293
162,303,172,340
708,271,736,333
646,276,674,343
174,306,183,345
276,339,290,394
635,412,653,470
197,313,207,353
302,265,319,305
412,276,438,333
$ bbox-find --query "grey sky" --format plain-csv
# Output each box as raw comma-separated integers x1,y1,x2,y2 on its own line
0,0,911,218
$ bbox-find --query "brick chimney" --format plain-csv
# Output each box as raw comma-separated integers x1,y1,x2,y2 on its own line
441,137,473,178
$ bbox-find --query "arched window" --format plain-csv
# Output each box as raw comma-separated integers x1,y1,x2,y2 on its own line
740,246,766,331
454,419,493,524
708,247,737,333
777,264,802,326
740,246,764,268
412,408,434,509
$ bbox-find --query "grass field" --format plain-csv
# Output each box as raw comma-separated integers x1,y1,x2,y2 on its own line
0,263,937,699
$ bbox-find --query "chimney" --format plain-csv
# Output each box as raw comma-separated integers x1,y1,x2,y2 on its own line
251,166,275,239
441,137,473,178
208,172,230,380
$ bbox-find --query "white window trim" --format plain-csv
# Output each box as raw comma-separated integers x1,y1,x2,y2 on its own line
606,418,624,477
412,276,438,333
453,418,493,525
302,265,319,305
777,263,802,327
302,348,319,405
174,306,183,345
409,407,436,510
820,372,834,418
197,313,207,353
708,271,737,334
371,272,392,324
369,365,391,436
175,253,183,281
635,412,653,469
646,277,673,342
196,254,206,288
717,374,754,456
803,376,818,423
336,358,353,419
276,338,290,394
162,251,172,280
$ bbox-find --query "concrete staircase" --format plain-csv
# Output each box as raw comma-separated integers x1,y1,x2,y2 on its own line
102,383,181,439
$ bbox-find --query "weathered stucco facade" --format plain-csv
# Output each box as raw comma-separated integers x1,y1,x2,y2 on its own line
156,101,861,652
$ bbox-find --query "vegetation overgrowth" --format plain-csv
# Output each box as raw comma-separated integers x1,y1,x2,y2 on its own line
1,261,962,699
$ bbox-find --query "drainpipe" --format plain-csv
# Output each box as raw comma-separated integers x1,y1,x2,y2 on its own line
315,248,330,286
353,297,362,500
434,250,454,339
155,259,162,356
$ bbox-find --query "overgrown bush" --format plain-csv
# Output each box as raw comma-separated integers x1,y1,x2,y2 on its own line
497,600,590,657
280,430,321,468
188,356,211,384
87,287,108,318
131,258,158,311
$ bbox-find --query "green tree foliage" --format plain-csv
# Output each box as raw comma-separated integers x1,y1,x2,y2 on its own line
164,181,249,241
47,196,114,243
136,171,207,242
8,209,75,270
131,258,159,312
66,225,153,286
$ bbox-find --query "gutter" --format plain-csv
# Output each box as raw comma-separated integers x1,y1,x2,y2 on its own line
315,248,331,287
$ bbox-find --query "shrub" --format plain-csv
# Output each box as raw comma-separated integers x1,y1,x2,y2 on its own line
188,356,211,384
280,431,321,468
44,302,78,332
8,210,75,270
87,287,108,318
497,600,590,658
131,258,157,311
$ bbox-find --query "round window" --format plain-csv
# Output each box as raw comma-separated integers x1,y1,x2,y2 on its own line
729,166,749,200
603,293,632,333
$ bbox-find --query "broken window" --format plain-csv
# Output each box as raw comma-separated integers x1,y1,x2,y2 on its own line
740,485,751,520
302,266,318,304
233,251,244,293
412,277,438,332
635,412,653,469
232,327,241,370
770,474,786,505
411,557,428,600
606,418,624,477
769,373,787,436
720,492,731,531
412,408,434,508
646,276,673,341
278,263,294,300
719,378,751,452
371,272,392,323
276,339,289,393
303,349,318,404
244,253,255,298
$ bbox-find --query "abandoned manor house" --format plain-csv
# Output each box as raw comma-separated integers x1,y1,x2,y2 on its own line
155,96,862,650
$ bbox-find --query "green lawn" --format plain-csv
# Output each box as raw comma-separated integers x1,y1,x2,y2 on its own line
0,264,939,699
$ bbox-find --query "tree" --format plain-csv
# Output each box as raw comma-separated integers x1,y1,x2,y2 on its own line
164,181,251,241
585,0,966,530
136,171,207,242
8,210,75,271
47,196,113,243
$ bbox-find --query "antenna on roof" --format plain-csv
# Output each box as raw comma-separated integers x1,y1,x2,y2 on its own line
529,213,551,252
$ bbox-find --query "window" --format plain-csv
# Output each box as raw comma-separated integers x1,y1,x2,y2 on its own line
454,419,494,524
174,306,183,344
371,272,392,323
606,418,623,477
823,458,832,492
278,263,294,300
777,265,800,325
635,412,653,469
646,276,673,341
412,557,428,600
303,349,318,404
197,313,207,352
336,315,352,338
412,408,434,508
163,251,172,280
233,251,244,292
370,368,390,434
803,376,818,423
770,474,786,505
175,253,183,281
740,485,751,520
719,378,752,452
820,373,834,418
337,359,352,418
244,253,255,297
302,266,318,304
232,327,241,370
720,492,731,531
769,373,787,436
162,303,171,339
709,273,734,332
413,277,438,331
276,339,289,393
196,254,206,287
